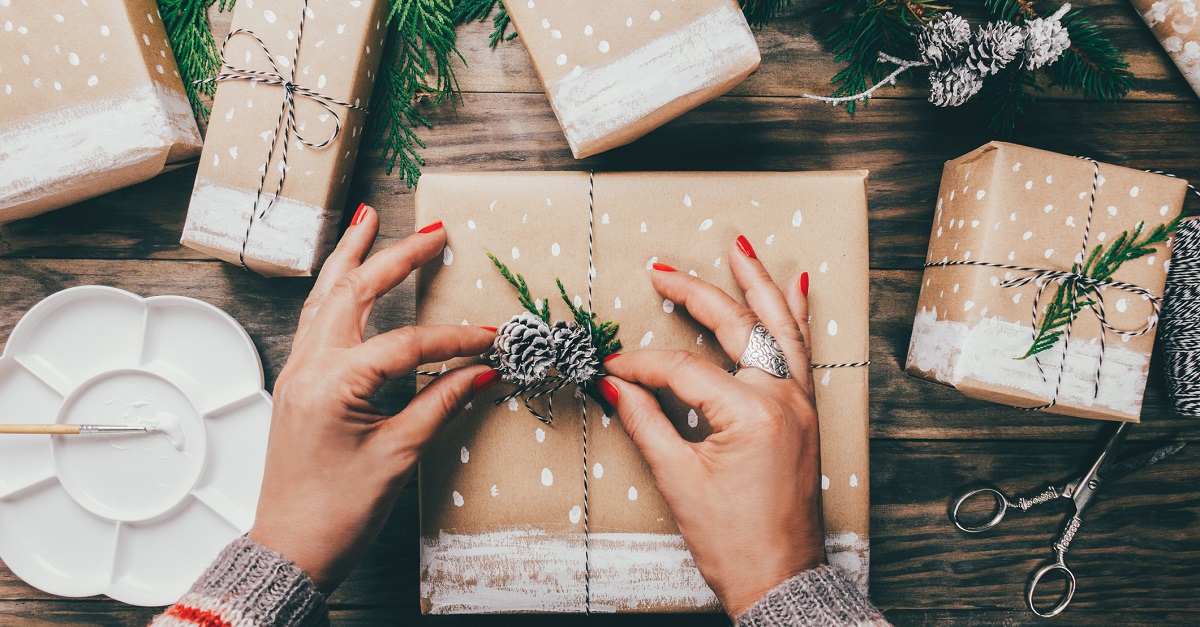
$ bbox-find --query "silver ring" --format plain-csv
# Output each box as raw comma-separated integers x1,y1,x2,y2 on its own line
736,323,791,379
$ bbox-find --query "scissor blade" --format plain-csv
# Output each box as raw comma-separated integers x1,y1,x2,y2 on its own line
1103,442,1187,484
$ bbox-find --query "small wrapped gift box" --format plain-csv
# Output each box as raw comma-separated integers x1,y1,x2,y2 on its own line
1133,0,1200,100
906,142,1189,422
0,0,202,223
180,0,387,277
415,171,871,613
499,0,761,159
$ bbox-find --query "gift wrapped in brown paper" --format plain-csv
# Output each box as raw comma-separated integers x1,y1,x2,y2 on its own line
180,0,387,277
499,0,760,159
1133,0,1200,100
0,0,202,224
415,171,870,613
906,142,1189,422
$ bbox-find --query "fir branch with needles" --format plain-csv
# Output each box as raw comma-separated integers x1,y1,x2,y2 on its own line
452,0,515,47
556,279,622,360
1021,217,1180,358
488,253,551,323
157,0,237,121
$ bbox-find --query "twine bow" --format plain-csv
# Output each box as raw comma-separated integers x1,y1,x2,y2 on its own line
925,158,1172,411
200,0,367,269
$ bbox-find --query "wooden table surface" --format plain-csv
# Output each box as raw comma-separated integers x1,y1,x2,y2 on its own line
2,1,1199,625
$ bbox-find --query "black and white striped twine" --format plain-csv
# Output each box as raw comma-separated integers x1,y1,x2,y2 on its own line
1163,218,1200,417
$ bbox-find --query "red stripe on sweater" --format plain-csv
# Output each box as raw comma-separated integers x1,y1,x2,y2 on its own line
165,604,233,627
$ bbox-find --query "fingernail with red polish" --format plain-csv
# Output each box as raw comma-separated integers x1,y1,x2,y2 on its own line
651,262,677,272
480,325,498,332
417,220,443,234
736,235,757,259
800,272,810,297
603,353,620,363
351,203,369,226
473,369,500,394
598,378,620,405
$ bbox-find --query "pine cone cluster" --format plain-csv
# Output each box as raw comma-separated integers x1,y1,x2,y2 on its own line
916,8,1073,108
492,312,600,386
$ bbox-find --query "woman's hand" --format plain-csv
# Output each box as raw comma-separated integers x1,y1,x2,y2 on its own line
247,205,498,592
599,236,824,618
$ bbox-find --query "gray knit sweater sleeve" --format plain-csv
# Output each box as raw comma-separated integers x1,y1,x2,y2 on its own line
150,536,329,627
735,566,890,627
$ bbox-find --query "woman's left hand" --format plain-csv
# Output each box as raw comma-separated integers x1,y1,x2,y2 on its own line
247,205,498,592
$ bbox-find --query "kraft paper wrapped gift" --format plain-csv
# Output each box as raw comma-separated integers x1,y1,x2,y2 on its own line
180,0,387,277
415,171,871,613
906,142,1189,422
0,0,202,223
1133,0,1200,99
500,0,761,159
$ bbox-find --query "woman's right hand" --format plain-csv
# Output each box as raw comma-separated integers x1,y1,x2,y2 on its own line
598,236,825,619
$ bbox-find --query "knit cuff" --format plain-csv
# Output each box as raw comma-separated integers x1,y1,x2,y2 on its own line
152,536,329,627
735,565,888,627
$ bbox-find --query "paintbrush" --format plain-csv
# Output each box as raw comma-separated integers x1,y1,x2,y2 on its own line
0,424,161,435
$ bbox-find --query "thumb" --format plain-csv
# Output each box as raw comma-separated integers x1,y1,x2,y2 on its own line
600,376,692,476
380,365,495,460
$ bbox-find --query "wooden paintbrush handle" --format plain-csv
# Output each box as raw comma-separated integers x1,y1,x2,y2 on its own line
0,424,82,435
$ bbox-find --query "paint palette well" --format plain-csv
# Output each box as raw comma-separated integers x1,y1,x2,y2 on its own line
0,286,271,606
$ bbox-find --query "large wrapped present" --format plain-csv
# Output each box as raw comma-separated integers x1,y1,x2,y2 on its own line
180,0,387,277
499,0,761,159
907,142,1189,422
415,171,871,613
1133,0,1200,99
0,0,202,223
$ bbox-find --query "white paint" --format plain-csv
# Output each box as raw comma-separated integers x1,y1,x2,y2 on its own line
614,297,622,309
639,331,654,348
1161,205,1171,216
551,242,561,256
541,467,553,486
1023,231,1034,240
663,299,674,313
2,84,201,214
825,531,871,594
548,4,758,155
442,246,454,265
907,308,1151,418
687,408,699,428
507,398,519,412
490,485,499,497
640,221,647,233
1108,205,1118,217
452,491,464,507
602,414,610,428
569,506,582,524
512,246,520,259
849,474,859,487
821,370,832,386
628,486,638,500
821,475,830,490
699,218,713,231
598,40,610,53
593,463,604,478
1045,249,1054,258
535,427,545,442
683,194,692,207
976,189,986,200
460,446,469,464
468,219,476,230
1130,186,1140,197
791,209,803,227
827,320,838,336
263,9,276,22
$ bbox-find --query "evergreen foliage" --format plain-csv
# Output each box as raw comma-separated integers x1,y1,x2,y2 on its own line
158,0,237,121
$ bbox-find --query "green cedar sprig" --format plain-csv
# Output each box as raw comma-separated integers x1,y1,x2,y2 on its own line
556,279,622,360
452,0,515,47
488,253,551,323
158,0,237,121
1022,217,1180,358
742,0,795,27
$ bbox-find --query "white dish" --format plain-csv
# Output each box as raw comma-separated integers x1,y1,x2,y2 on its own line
0,286,271,606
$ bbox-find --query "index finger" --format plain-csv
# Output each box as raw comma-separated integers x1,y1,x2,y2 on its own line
294,203,377,351
306,221,447,346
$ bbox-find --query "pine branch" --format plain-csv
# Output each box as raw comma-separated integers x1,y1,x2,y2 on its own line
488,253,550,322
451,0,515,47
157,0,237,121
556,279,622,359
369,0,463,187
1021,217,1179,358
1052,9,1133,102
979,63,1039,137
742,0,794,28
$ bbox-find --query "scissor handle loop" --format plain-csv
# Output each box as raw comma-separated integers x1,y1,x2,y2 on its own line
952,487,1010,533
1027,561,1076,618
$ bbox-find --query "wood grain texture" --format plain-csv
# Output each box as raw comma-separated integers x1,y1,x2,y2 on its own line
1,0,1198,623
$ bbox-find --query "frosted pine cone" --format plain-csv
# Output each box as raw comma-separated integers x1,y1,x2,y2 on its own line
964,22,1025,76
928,63,984,107
492,311,555,385
916,13,972,69
1021,13,1071,70
550,320,600,384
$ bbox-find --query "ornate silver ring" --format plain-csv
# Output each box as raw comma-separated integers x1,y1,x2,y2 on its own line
736,322,791,379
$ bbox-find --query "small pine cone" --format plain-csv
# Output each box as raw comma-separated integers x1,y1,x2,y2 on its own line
916,13,972,69
964,21,1025,77
551,320,600,384
928,63,984,107
1021,15,1071,70
492,311,555,385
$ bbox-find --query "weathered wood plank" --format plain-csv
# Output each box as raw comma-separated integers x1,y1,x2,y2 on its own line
4,440,1194,618
0,260,1194,440
2,97,1198,268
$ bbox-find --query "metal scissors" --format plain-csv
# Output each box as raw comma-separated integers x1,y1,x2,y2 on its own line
950,422,1186,618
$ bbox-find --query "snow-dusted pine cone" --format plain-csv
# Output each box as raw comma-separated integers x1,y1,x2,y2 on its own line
550,320,600,384
492,311,556,385
928,63,984,107
1021,13,1071,70
916,13,972,69
964,21,1025,77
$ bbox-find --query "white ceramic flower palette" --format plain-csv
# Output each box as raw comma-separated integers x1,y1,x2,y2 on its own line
0,286,271,606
